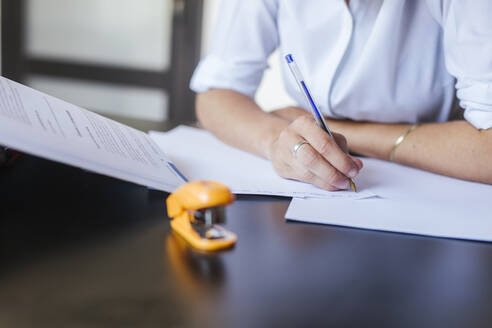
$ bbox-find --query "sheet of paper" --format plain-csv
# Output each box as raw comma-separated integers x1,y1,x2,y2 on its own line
149,126,375,199
0,76,184,192
286,197,492,242
285,158,492,242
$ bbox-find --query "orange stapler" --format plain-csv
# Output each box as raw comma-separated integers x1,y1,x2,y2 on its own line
166,181,237,251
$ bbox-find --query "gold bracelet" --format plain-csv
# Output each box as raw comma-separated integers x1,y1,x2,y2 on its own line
389,124,420,162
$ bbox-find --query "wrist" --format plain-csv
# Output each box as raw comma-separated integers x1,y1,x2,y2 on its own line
263,129,281,160
388,124,420,162
261,121,288,160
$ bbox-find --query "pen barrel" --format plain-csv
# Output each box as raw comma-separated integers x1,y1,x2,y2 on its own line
285,55,334,138
286,62,318,119
287,61,305,84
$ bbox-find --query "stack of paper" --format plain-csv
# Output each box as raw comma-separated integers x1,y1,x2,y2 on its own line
151,126,492,243
285,158,492,242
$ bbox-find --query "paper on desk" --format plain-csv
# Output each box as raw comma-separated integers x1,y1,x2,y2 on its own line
0,77,184,192
149,126,375,199
320,157,492,201
286,158,492,242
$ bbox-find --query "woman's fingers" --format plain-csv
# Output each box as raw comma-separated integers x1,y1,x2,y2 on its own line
272,159,340,191
291,168,341,191
353,157,363,170
279,130,351,189
292,141,351,189
291,116,360,179
333,132,364,170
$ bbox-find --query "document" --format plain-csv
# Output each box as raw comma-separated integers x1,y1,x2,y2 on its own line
0,76,184,192
286,158,492,242
149,126,375,199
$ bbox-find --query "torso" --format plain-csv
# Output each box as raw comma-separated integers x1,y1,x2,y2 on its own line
276,0,455,124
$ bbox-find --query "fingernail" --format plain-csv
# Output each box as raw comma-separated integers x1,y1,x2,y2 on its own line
348,168,358,178
334,179,350,190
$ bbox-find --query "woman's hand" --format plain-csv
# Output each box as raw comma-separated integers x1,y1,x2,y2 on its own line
267,115,363,191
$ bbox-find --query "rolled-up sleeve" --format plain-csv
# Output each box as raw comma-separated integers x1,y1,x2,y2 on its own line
190,0,279,99
441,1,492,129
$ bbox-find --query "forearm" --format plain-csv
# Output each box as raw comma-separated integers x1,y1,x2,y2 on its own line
196,89,289,159
329,120,414,159
331,120,492,184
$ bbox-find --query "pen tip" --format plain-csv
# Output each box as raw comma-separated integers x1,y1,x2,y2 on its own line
349,180,357,192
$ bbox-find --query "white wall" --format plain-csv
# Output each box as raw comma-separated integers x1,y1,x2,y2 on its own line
26,0,173,70
200,0,294,112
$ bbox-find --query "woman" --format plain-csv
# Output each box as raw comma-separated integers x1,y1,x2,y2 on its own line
190,0,492,191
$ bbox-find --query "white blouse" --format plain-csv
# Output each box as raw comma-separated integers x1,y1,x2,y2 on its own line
190,0,492,130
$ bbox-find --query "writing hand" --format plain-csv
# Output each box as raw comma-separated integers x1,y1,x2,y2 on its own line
268,116,363,190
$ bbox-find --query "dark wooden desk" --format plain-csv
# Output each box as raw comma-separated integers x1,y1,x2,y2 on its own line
2,154,492,328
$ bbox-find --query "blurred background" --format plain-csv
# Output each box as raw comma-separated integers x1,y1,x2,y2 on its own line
0,0,293,130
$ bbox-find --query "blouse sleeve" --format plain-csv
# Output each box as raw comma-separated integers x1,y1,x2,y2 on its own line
190,0,279,99
440,1,492,129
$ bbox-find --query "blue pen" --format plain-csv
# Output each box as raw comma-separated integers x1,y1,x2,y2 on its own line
285,54,357,192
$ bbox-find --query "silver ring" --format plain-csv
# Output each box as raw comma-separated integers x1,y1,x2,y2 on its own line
292,140,309,159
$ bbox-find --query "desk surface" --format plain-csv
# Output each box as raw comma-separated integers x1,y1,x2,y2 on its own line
2,154,492,328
